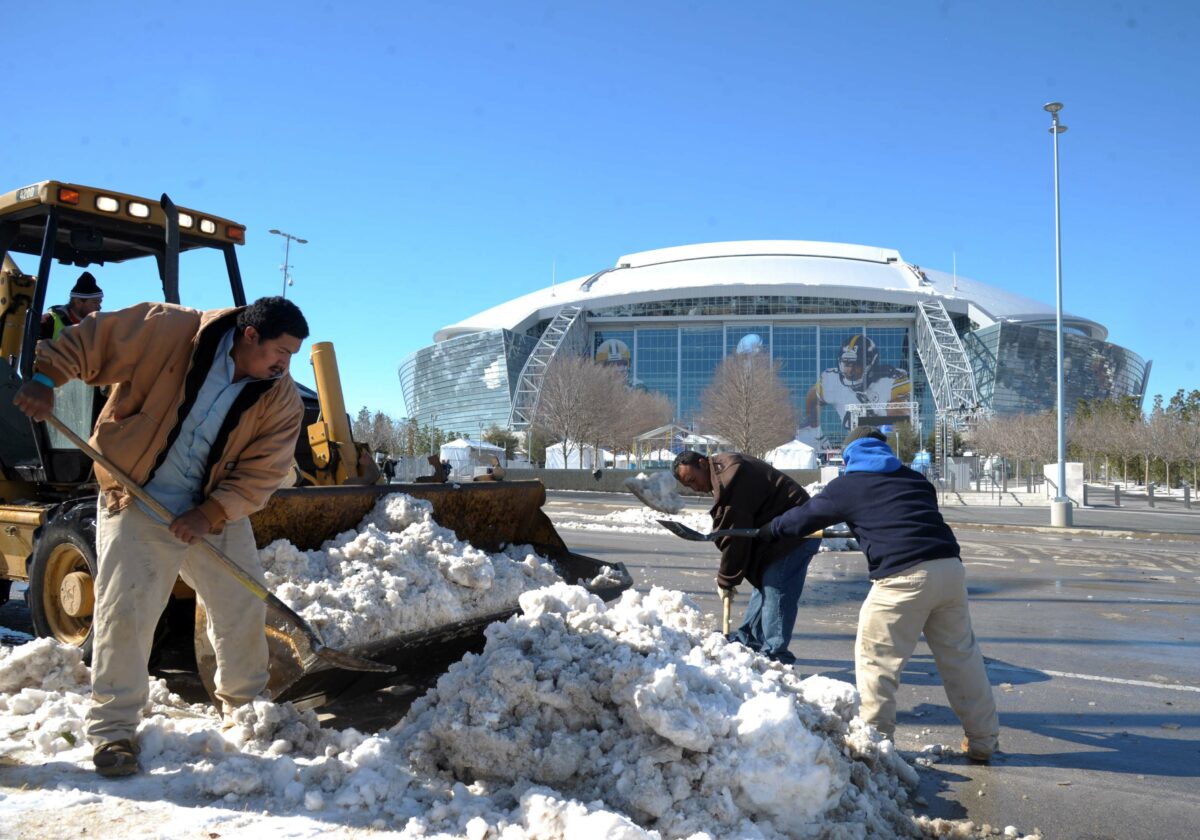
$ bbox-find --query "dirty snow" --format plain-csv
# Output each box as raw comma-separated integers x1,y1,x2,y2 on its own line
0,586,1033,839
260,493,563,647
624,471,686,514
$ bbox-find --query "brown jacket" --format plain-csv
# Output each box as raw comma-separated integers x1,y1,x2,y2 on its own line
707,452,812,589
35,302,303,531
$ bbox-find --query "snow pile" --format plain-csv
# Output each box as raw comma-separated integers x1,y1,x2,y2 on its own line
0,636,89,694
0,587,1035,839
259,493,562,647
402,583,929,837
624,471,686,514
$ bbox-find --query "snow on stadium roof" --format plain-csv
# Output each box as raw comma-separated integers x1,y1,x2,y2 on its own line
433,240,1104,342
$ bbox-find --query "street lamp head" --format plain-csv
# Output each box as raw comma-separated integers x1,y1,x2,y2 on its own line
269,229,281,235
1043,101,1064,114
1049,124,1068,134
296,238,308,245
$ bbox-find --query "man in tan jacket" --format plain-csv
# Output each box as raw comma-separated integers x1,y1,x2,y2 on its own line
14,296,307,777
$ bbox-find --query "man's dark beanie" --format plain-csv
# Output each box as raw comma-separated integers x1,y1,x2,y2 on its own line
844,426,888,445
70,271,103,299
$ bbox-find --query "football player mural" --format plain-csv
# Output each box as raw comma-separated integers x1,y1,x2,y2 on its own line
801,335,911,442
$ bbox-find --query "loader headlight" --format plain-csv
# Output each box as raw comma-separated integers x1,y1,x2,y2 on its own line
177,212,194,229
127,201,151,219
199,218,217,235
95,196,120,213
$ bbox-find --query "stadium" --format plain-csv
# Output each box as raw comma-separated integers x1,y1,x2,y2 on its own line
399,240,1150,449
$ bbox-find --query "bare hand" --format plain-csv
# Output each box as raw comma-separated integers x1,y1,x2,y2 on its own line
13,380,54,421
169,508,212,545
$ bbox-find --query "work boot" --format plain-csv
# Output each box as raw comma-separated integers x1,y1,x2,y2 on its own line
93,739,139,777
960,736,994,763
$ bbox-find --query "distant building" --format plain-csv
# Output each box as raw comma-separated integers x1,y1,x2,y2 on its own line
399,240,1149,447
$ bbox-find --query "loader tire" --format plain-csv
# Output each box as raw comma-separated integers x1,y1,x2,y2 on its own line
28,505,169,664
29,505,99,661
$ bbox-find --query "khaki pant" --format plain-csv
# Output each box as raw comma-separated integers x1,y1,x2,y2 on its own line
85,501,269,746
856,557,999,754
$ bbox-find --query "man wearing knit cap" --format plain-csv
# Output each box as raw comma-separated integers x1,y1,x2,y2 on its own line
40,270,104,339
758,426,1000,762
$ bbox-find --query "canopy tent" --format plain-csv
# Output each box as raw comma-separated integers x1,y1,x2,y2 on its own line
765,438,818,470
439,438,505,478
545,441,615,470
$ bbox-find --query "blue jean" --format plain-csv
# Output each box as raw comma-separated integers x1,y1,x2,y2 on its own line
730,539,821,664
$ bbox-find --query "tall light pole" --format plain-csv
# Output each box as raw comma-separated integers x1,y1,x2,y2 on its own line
1045,102,1072,527
268,229,307,298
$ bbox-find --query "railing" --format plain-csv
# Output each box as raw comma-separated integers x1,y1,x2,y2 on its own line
1082,483,1193,510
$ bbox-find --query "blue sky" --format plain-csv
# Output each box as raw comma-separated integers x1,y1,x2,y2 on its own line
6,1,1197,420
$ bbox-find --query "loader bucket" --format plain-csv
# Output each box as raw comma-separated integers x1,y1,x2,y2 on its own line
195,480,632,708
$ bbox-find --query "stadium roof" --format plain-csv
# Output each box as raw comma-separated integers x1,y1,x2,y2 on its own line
433,240,1105,343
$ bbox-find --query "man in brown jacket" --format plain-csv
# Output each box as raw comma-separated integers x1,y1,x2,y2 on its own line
14,296,307,778
672,451,820,664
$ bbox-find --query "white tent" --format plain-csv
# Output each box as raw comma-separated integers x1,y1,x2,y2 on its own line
545,441,612,470
765,438,818,470
439,438,505,478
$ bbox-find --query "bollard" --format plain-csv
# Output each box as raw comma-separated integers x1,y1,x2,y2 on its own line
1114,485,1120,507
1082,484,1089,507
1148,483,1155,508
1185,484,1192,510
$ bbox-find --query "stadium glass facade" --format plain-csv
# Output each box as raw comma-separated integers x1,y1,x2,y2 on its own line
587,318,925,446
400,279,1148,449
398,329,538,433
964,323,1148,415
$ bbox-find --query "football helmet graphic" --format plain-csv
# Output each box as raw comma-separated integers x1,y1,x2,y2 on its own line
838,335,879,388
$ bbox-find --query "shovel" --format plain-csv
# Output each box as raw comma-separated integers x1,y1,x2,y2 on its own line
656,520,844,542
45,413,394,675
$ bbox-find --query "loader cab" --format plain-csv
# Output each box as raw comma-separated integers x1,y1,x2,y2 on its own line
0,181,249,489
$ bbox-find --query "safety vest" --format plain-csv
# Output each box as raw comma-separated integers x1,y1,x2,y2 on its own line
46,305,73,339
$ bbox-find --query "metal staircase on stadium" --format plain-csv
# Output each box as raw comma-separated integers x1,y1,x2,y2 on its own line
913,297,983,467
508,305,587,430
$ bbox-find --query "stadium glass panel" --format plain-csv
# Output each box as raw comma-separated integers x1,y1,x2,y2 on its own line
635,328,680,409
772,326,818,416
680,327,724,425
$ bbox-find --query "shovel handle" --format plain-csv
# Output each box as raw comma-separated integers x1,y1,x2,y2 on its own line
721,588,733,635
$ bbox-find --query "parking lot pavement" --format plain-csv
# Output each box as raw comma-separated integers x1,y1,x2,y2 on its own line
549,491,1200,840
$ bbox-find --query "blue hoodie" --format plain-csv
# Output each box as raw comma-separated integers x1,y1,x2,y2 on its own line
765,438,960,580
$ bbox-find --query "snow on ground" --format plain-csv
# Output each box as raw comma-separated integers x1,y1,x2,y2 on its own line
0,491,1030,838
0,588,1031,839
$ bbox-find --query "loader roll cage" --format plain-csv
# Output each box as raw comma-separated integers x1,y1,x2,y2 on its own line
0,181,248,485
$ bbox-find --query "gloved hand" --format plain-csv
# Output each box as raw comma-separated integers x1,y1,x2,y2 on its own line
756,521,776,542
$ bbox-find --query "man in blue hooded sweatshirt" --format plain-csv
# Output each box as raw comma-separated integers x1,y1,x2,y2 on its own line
759,427,999,761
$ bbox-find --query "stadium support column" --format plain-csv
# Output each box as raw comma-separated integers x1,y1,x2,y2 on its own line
1045,102,1072,527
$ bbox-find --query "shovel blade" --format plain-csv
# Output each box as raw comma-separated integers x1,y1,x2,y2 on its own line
311,644,396,673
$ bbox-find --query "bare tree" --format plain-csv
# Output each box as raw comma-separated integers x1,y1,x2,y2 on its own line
605,388,673,462
699,353,795,457
532,355,620,467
